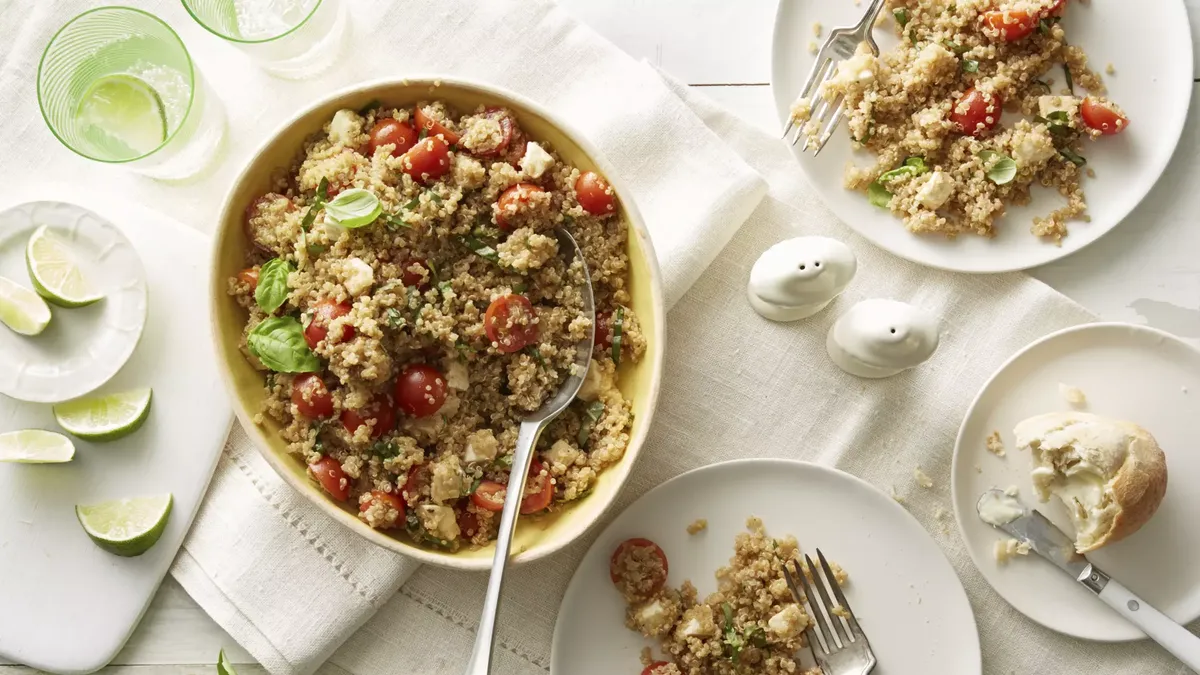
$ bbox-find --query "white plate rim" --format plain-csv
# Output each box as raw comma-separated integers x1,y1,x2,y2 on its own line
0,200,149,403
949,321,1200,641
768,0,1195,274
551,457,983,673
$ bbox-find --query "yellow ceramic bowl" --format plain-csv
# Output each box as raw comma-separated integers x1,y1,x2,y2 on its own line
210,77,665,570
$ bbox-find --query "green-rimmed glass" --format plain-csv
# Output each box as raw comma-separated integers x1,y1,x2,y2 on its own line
182,0,348,79
38,6,226,180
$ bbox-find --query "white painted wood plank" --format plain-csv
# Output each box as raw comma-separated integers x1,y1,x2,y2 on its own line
691,85,780,135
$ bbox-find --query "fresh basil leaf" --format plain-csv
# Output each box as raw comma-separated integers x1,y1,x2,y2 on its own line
428,191,443,203
403,197,420,211
961,58,979,73
427,260,440,284
300,178,331,232
979,151,1017,185
578,400,605,448
460,236,500,263
369,440,398,458
437,280,454,296
877,156,930,184
254,258,293,314
1038,16,1059,35
1046,111,1070,124
494,454,514,469
943,40,966,54
893,8,909,27
324,188,382,228
903,156,927,172
418,128,428,141
1059,147,1087,166
386,307,404,328
247,316,321,373
867,181,893,208
383,214,411,231
513,281,528,294
527,345,546,368
1063,63,1074,94
217,649,238,675
611,306,624,366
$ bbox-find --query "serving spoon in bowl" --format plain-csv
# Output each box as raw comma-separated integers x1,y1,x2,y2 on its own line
464,228,596,675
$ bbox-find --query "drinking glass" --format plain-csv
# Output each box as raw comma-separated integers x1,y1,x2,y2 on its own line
38,6,226,181
181,0,349,79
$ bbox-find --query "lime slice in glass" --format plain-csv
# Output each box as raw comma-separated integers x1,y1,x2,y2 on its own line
26,225,104,307
0,429,75,463
54,388,153,442
76,494,173,557
0,275,52,336
75,73,169,160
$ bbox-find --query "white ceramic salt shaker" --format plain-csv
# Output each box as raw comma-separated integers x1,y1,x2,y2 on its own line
826,299,940,378
747,236,857,322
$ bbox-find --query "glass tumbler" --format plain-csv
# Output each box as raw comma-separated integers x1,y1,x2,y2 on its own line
38,6,226,181
181,0,349,79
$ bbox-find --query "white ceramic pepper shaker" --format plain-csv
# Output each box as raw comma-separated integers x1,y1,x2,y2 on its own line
826,299,940,378
747,236,857,322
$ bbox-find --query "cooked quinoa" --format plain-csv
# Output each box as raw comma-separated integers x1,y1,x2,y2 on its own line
790,0,1130,242
615,519,849,675
228,100,646,551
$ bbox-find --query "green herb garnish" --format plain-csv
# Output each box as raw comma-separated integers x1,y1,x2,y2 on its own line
943,40,967,54
1063,63,1074,94
513,281,528,294
254,258,294,314
867,157,929,208
386,307,404,329
324,188,382,228
979,150,1017,185
383,213,411,231
437,280,454,296
578,400,605,448
1059,147,1087,166
527,345,546,368
1038,16,1060,35
300,177,331,231
893,8,910,27
247,316,321,373
610,306,624,366
428,191,443,203
403,197,420,211
494,454,514,469
370,440,399,459
961,59,979,73
460,236,501,263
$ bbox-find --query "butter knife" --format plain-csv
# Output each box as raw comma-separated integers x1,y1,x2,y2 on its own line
977,488,1200,673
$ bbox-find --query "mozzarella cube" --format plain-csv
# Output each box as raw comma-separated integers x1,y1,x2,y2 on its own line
429,456,463,504
1012,127,1057,167
767,604,807,639
464,429,500,463
916,171,954,210
1037,95,1080,120
519,142,555,179
544,439,582,468
328,109,364,147
445,359,469,390
576,359,603,401
418,504,460,541
675,606,717,639
343,257,374,296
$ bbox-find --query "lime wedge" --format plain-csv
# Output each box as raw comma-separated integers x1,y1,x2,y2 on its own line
0,275,52,336
76,494,173,557
75,73,168,159
26,225,104,307
54,388,153,442
0,430,75,463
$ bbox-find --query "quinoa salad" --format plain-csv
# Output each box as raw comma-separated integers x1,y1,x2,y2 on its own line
228,99,646,551
611,519,843,675
790,0,1130,242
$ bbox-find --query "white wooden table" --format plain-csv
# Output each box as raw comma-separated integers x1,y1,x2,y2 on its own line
4,1,1198,673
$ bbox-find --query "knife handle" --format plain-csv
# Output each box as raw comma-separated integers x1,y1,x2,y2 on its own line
1091,572,1200,673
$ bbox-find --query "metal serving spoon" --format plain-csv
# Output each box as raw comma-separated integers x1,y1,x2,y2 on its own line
464,228,595,675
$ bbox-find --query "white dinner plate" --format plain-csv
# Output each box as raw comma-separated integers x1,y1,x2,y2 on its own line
0,201,148,403
952,323,1200,641
552,459,981,674
770,0,1194,273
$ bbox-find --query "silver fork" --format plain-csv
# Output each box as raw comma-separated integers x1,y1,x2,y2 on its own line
783,0,888,154
783,550,877,675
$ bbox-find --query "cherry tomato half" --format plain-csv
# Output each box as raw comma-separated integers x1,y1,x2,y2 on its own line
400,257,432,290
519,460,553,515
642,663,674,675
471,480,507,512
413,106,461,145
1080,97,1129,135
341,395,396,439
402,465,429,507
394,364,448,417
575,171,616,216
495,183,547,231
610,538,669,599
359,490,405,528
244,193,293,251
368,118,418,157
402,136,451,184
1044,0,1067,17
471,108,517,158
457,509,481,539
309,456,349,501
983,10,1036,42
304,299,355,349
594,310,613,351
484,294,539,354
950,87,1002,137
237,267,260,292
291,373,334,419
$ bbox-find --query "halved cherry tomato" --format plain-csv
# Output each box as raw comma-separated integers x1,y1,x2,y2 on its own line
471,480,507,512
368,118,418,157
236,267,260,292
457,509,481,539
359,489,405,527
400,257,431,290
642,663,674,675
244,193,293,250
610,537,669,598
413,106,461,145
484,294,539,354
1080,97,1129,135
341,395,396,439
291,374,334,419
495,183,547,231
575,171,616,216
402,465,429,507
394,364,448,417
471,107,516,158
520,460,553,515
304,299,355,349
309,456,349,501
402,136,451,184
594,310,613,351
950,87,1002,137
983,10,1036,42
1044,0,1067,16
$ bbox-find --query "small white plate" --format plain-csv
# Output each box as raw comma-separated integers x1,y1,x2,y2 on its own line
770,0,1194,273
0,201,148,403
552,459,981,674
952,323,1200,642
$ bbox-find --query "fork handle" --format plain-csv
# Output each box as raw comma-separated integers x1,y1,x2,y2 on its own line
857,0,889,28
1088,570,1200,673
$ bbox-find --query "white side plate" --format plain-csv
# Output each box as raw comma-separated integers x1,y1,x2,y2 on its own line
952,323,1200,641
0,201,148,403
552,459,981,674
770,0,1194,273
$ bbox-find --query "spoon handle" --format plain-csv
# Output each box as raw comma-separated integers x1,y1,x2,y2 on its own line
464,419,545,675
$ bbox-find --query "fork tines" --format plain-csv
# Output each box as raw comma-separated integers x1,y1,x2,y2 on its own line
782,549,868,657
